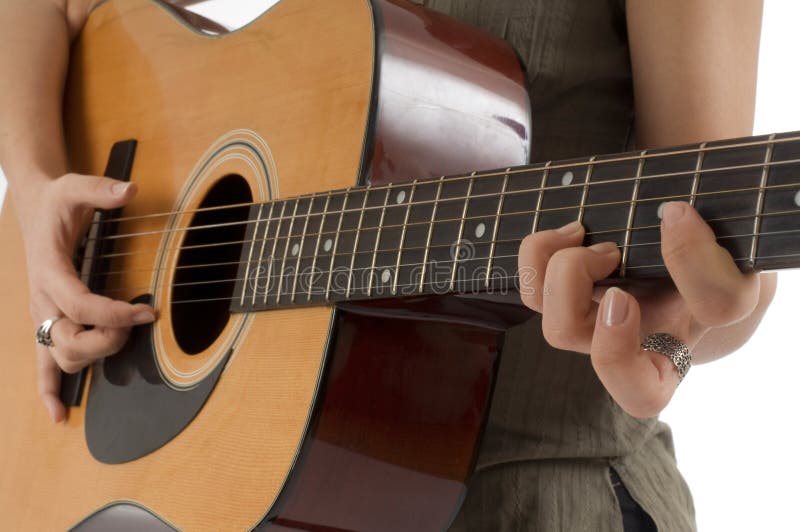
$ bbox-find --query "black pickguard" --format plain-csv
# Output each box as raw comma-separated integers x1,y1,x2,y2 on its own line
85,294,228,464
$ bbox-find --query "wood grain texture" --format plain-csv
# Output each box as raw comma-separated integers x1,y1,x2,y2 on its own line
0,0,374,529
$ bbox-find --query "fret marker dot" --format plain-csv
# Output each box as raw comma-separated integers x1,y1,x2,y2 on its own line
323,239,333,252
795,190,800,207
381,269,392,283
475,223,486,239
291,243,300,256
396,190,406,204
561,171,574,186
657,202,666,220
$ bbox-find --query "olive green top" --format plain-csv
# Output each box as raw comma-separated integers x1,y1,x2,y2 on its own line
408,1,697,530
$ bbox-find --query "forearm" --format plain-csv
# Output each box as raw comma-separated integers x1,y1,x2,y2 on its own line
0,1,94,221
626,0,763,148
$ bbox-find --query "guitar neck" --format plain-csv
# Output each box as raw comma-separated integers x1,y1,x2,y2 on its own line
231,131,800,312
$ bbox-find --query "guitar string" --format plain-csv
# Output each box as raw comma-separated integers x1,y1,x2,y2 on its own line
87,133,800,228
88,202,798,280
91,206,800,282
79,178,800,265
96,223,800,298
83,156,800,245
161,249,800,307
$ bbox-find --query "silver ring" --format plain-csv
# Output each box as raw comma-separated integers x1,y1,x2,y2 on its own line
35,316,62,348
641,333,691,382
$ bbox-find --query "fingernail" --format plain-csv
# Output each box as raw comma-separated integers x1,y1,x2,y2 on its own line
133,311,155,324
603,287,629,327
589,241,618,255
555,220,583,235
112,182,130,196
661,202,686,227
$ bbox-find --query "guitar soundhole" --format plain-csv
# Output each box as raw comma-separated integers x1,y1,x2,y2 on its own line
171,174,252,355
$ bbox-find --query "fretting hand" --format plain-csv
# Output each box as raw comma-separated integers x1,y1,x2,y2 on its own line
518,200,776,418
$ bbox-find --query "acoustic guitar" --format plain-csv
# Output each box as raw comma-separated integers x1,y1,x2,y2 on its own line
0,0,797,530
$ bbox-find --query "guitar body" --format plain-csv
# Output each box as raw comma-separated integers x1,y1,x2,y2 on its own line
0,1,530,530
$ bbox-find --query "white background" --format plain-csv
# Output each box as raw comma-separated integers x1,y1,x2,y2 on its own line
1,1,798,530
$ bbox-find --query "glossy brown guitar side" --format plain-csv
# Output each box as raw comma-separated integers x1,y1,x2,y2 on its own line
0,1,531,530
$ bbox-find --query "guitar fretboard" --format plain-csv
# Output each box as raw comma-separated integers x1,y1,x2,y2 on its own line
230,131,800,312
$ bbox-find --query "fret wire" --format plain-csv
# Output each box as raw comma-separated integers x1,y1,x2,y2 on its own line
290,194,316,303
620,151,646,278
419,176,445,293
324,191,350,301
251,201,274,306
450,173,476,291
263,201,287,305
486,170,510,289
577,156,596,224
275,198,300,305
87,178,800,266
88,157,800,245
109,223,800,299
750,133,777,266
95,206,800,283
531,161,551,233
392,181,418,295
90,134,800,229
306,191,332,301
240,203,264,306
261,222,800,276
689,142,707,207
281,179,800,245
346,188,370,297
368,186,393,297
166,245,800,307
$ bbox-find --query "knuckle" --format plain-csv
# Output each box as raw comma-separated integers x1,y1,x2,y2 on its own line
54,173,78,195
53,351,82,374
661,237,693,266
104,305,126,328
519,290,541,313
64,300,87,324
90,176,109,197
625,393,668,419
547,247,583,272
692,291,751,326
519,233,549,268
541,324,577,351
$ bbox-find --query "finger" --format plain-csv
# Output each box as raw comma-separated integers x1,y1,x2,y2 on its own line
540,241,620,353
660,201,760,327
518,221,585,312
57,174,138,210
48,273,155,328
590,287,680,418
36,345,66,423
49,317,131,373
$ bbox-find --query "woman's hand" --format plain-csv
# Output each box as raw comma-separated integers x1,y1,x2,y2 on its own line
16,173,156,423
518,200,776,418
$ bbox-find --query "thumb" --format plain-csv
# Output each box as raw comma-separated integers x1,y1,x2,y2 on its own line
590,287,678,419
58,173,138,210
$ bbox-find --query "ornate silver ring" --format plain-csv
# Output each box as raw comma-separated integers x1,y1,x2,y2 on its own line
35,316,62,348
641,332,691,382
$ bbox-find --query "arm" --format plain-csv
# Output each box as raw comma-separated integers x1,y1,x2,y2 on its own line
0,0,156,422
518,0,770,417
626,0,774,364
